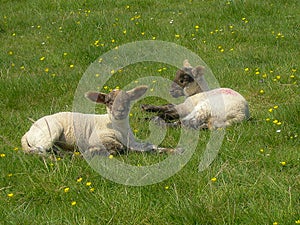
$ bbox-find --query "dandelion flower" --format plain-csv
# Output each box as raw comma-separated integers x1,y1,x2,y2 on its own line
77,177,83,182
71,201,77,206
7,193,14,198
244,68,249,72
0,153,6,158
40,56,45,61
90,188,95,192
259,148,264,153
280,161,286,166
69,64,74,68
175,34,180,38
273,105,278,109
259,89,265,94
74,151,80,156
273,222,278,225
64,187,70,193
86,182,92,186
265,118,270,122
211,177,217,182
164,186,169,190
295,219,300,224
109,155,114,159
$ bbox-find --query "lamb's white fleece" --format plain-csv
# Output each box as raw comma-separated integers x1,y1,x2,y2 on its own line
175,88,250,129
21,111,156,156
21,112,124,155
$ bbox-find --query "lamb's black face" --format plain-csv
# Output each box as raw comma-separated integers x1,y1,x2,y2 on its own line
170,69,195,98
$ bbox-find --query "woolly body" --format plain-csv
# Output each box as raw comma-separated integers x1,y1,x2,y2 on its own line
21,112,126,155
175,88,250,129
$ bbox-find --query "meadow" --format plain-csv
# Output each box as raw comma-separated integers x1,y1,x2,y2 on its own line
0,0,299,224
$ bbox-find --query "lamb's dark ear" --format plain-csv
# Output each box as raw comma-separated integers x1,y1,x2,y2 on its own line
126,85,148,100
191,66,205,78
85,91,106,104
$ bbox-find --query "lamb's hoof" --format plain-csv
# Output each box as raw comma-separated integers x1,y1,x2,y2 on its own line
153,147,185,155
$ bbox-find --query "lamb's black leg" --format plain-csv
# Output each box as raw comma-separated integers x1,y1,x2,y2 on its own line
141,104,174,113
141,103,180,121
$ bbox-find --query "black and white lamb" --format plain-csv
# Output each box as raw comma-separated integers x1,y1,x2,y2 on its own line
142,60,250,129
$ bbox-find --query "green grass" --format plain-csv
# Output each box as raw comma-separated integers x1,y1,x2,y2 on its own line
0,0,299,224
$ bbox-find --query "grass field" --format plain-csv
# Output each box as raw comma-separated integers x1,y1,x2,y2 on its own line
0,0,299,224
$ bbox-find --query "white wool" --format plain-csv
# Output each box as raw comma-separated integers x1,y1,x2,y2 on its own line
175,88,250,129
21,112,154,155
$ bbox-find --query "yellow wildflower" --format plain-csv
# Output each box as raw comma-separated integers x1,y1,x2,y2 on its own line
71,201,77,206
280,161,286,166
211,177,217,182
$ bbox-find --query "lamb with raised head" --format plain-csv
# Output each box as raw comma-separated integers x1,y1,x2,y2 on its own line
142,60,250,129
21,86,168,156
